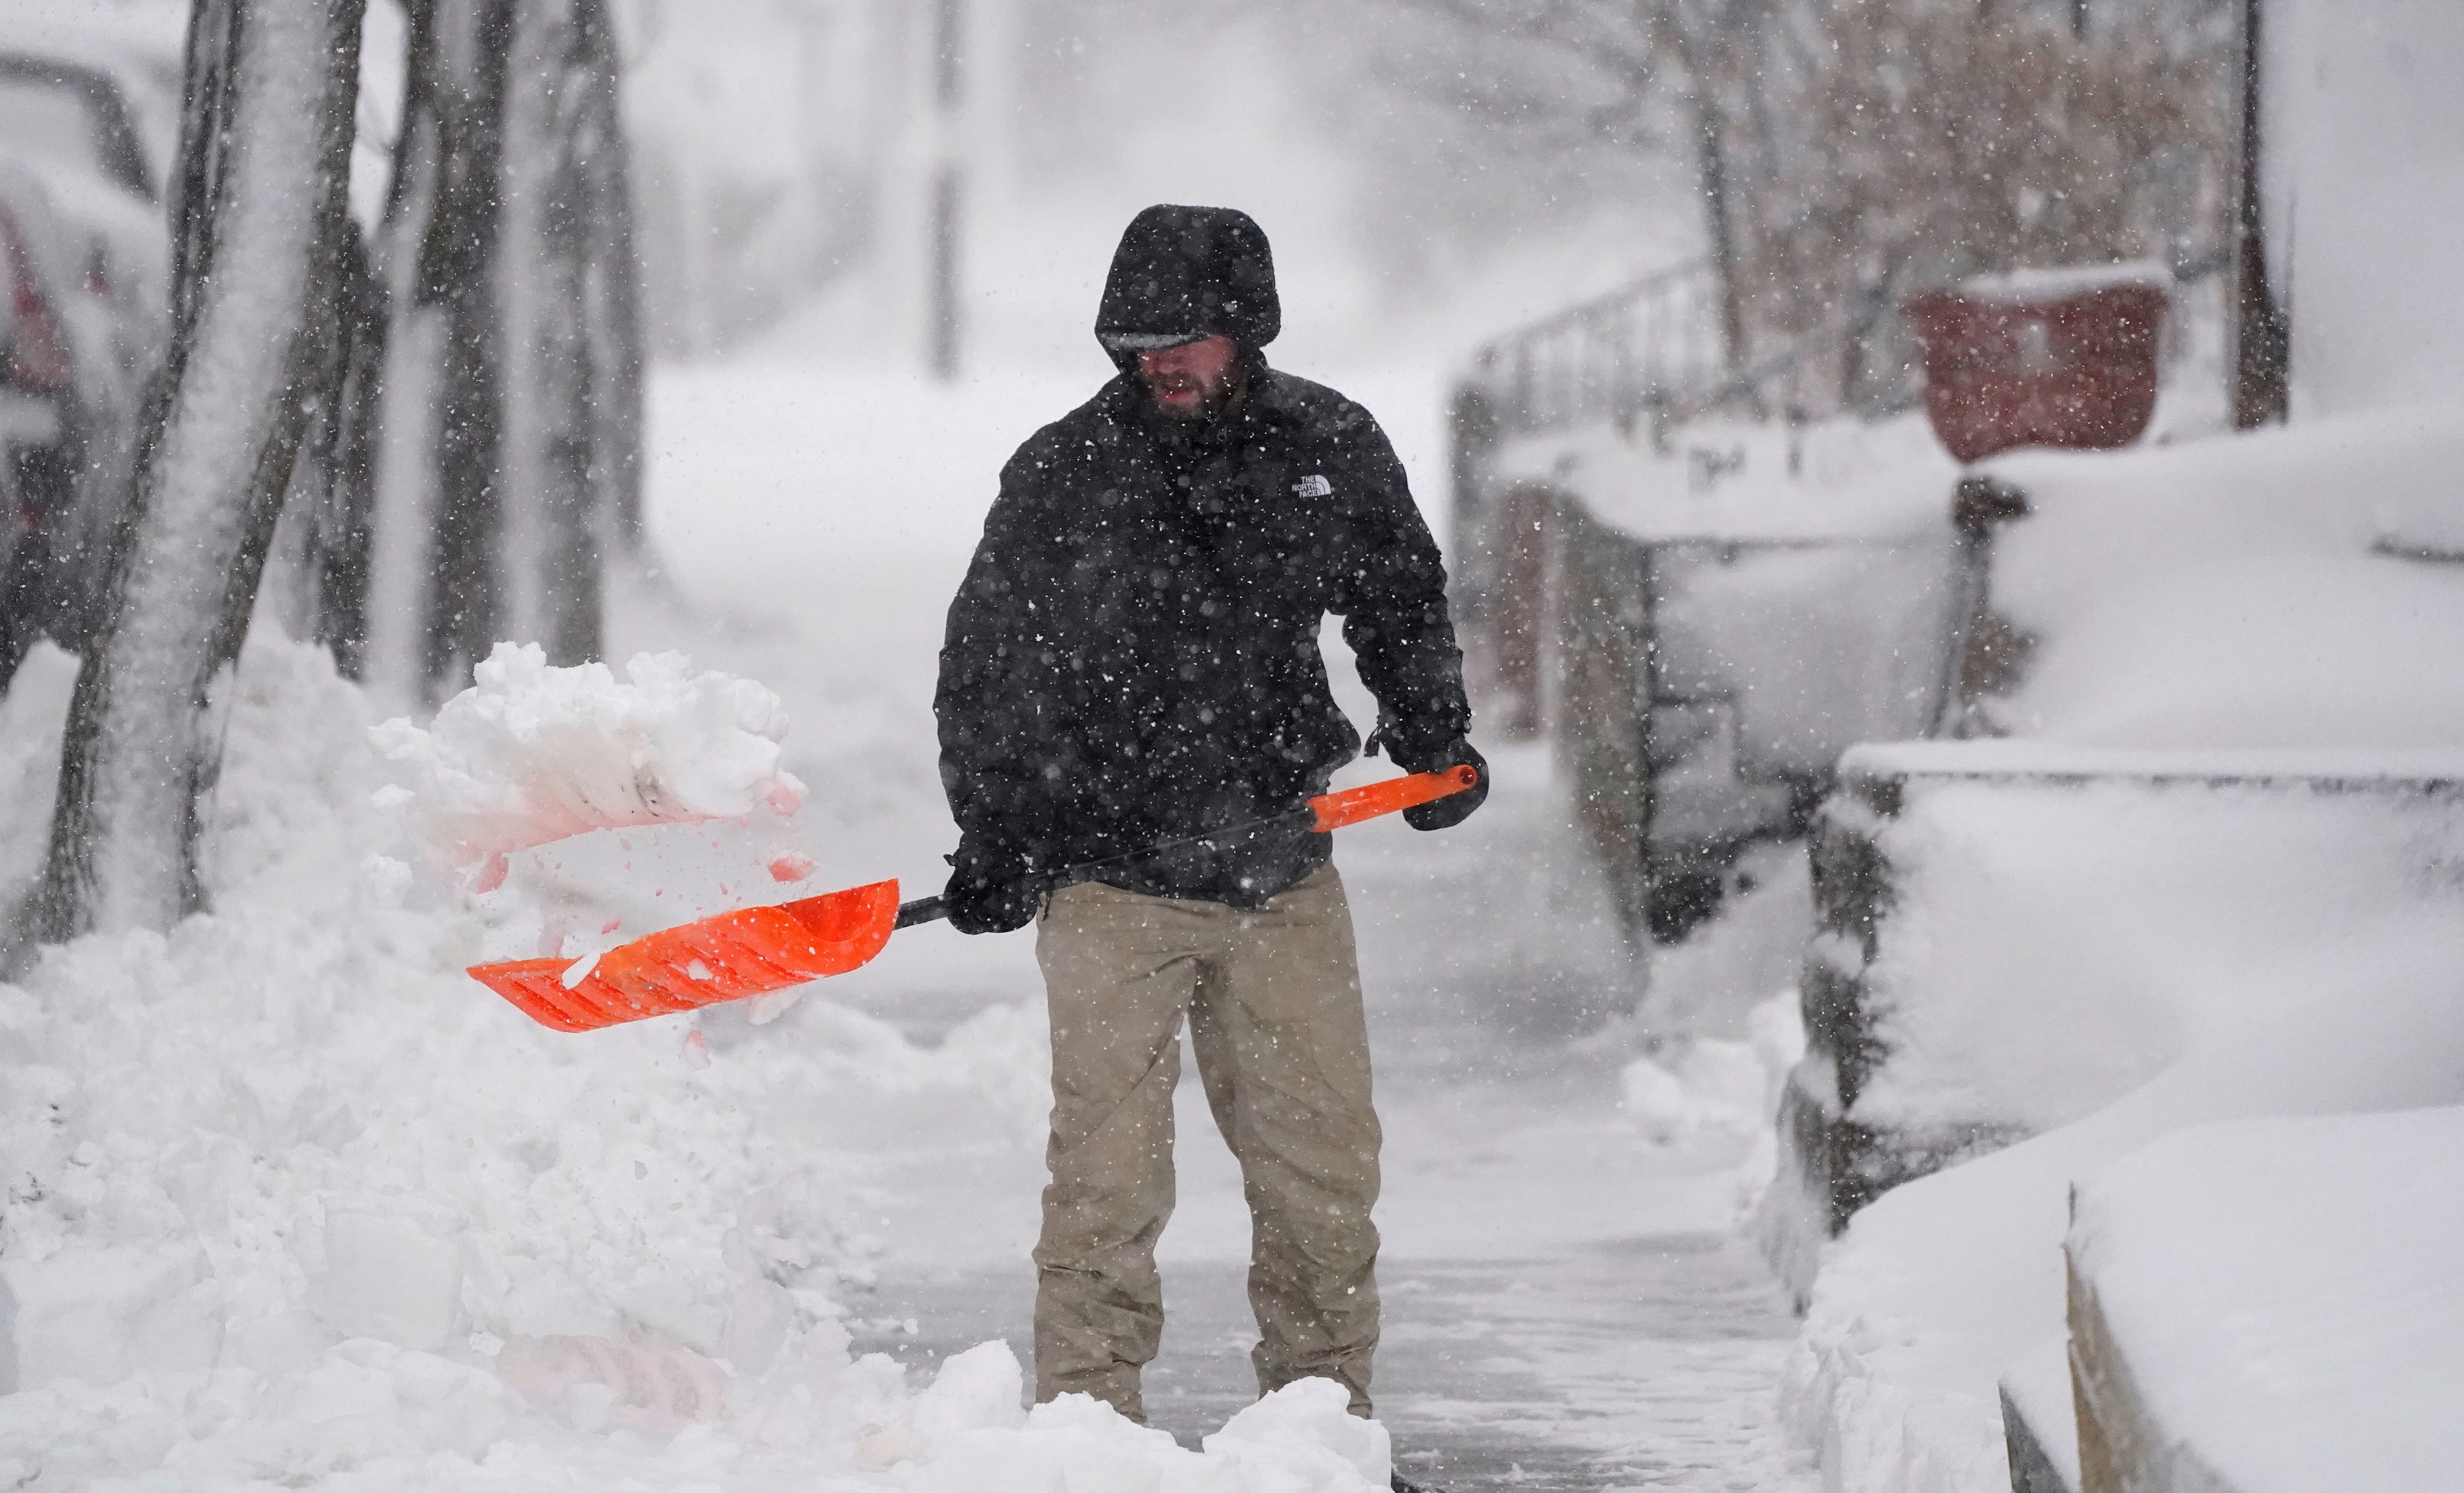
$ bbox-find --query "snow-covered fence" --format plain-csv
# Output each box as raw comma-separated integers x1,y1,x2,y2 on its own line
1766,743,2464,1303
1457,425,1962,944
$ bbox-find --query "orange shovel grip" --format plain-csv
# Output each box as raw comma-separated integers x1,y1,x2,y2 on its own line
1307,764,1479,834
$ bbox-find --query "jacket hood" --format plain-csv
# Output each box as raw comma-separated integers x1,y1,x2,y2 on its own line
1095,205,1279,364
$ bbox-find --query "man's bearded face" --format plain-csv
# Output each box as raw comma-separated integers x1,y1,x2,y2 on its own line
1136,335,1244,420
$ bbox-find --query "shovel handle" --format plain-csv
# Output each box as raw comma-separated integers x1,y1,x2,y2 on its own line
895,769,1475,930
1307,764,1480,833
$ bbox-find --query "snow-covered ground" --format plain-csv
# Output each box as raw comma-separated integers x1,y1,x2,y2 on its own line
0,340,1819,1488
1776,754,2464,1493
1764,120,2464,1485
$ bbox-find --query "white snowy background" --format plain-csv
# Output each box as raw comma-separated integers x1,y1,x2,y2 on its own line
4,0,2460,1490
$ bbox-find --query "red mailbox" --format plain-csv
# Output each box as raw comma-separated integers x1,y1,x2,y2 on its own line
1903,272,2169,465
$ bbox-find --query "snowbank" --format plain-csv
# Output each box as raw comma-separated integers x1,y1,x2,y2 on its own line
1778,860,2464,1493
1620,993,1804,1148
860,1356,1389,1493
0,632,1385,1490
2066,1108,2464,1493
1492,410,1954,546
1833,755,2464,1139
1644,840,1813,1040
1976,405,2464,747
374,641,809,877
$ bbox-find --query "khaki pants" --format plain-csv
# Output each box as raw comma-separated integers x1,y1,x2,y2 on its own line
1030,863,1381,1423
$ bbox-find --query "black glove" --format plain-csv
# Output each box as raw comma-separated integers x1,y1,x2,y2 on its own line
942,841,1043,934
1394,736,1488,831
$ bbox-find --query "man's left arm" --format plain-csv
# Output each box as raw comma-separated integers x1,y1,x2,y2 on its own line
1332,412,1488,829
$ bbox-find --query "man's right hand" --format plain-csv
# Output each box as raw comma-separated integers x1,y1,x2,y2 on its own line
943,843,1043,934
1395,736,1488,831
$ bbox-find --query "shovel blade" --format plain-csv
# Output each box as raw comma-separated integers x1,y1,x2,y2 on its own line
468,878,903,1032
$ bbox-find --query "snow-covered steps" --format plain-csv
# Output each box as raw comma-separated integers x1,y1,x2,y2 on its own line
1766,741,2464,1304
1775,857,2464,1493
2065,1109,2464,1493
1950,408,2464,748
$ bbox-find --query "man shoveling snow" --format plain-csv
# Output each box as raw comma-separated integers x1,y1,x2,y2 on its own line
933,205,1487,1488
377,208,1484,1492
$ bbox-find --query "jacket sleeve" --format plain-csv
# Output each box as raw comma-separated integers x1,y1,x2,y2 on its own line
1330,409,1473,763
934,445,1070,873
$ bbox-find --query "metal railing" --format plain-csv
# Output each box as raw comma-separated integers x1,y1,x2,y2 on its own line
1464,236,2234,448
1461,256,1879,445
1465,257,1729,439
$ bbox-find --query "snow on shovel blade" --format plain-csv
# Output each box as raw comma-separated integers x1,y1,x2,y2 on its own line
469,879,902,1032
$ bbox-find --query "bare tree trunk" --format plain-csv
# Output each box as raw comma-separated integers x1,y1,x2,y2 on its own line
1652,10,1754,381
1689,87,1748,380
580,2,644,553
358,0,447,704
296,225,387,677
497,0,627,662
36,0,367,939
419,0,514,689
2229,0,2288,428
927,0,965,380
361,0,640,696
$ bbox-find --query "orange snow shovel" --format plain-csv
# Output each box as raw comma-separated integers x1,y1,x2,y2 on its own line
468,765,1479,1033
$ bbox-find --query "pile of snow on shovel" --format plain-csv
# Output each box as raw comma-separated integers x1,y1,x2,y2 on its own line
373,640,810,889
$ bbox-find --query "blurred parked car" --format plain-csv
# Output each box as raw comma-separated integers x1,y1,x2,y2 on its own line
0,17,176,686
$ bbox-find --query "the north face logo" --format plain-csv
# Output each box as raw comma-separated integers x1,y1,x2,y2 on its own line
1293,474,1332,498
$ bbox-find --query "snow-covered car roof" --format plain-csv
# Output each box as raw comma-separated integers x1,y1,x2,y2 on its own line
0,7,186,78
0,151,165,402
0,54,159,204
0,8,183,202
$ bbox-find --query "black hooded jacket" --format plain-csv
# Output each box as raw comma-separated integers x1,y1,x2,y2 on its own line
933,211,1469,907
